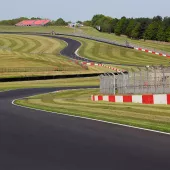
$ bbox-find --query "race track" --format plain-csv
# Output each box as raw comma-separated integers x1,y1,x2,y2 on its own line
0,87,170,170
0,35,170,170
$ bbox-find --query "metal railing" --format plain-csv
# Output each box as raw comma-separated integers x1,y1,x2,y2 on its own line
100,66,170,94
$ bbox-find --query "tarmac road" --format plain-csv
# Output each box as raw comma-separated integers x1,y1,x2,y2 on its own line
0,34,170,170
0,87,170,170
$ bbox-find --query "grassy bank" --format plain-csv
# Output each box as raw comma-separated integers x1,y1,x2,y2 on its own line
0,77,99,91
15,88,170,133
0,34,113,78
69,36,170,69
1,25,170,52
81,27,170,53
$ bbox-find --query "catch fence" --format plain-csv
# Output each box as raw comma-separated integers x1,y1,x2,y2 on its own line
100,66,170,94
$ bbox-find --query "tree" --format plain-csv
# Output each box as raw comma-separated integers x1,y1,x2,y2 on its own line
157,25,166,41
91,14,105,27
125,19,136,37
114,17,127,36
77,20,83,24
144,21,160,40
31,17,42,20
163,17,170,29
136,18,152,39
112,18,118,33
55,18,67,26
83,20,91,26
0,17,29,25
165,26,170,42
101,16,114,33
131,22,141,39
153,15,162,22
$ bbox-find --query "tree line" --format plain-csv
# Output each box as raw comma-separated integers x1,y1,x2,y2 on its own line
87,14,170,42
0,17,68,26
1,15,169,42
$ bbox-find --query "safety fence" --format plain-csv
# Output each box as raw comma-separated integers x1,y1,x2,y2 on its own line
100,66,170,95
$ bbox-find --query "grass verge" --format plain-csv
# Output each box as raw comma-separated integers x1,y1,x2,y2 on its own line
0,77,99,91
67,36,170,69
15,88,170,133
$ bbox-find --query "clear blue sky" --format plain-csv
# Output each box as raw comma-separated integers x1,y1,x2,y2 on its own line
0,0,169,21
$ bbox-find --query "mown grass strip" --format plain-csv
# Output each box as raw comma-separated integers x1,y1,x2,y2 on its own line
0,77,99,91
70,36,170,66
15,88,170,133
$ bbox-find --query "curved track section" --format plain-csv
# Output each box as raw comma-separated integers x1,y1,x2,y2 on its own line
0,32,170,169
0,88,170,170
46,35,145,67
0,32,146,67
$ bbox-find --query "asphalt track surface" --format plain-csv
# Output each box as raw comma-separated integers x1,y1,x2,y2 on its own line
0,87,170,170
49,35,145,67
0,34,170,170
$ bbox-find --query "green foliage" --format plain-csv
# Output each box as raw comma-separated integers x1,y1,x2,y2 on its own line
91,14,105,27
55,18,67,26
0,17,29,25
77,21,83,24
115,17,127,36
126,19,136,37
144,21,160,40
131,22,141,39
0,14,170,43
91,14,117,33
153,15,162,22
83,20,91,26
166,27,170,42
90,14,170,42
157,25,166,41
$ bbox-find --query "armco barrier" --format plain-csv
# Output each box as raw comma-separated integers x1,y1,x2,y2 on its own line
91,94,170,105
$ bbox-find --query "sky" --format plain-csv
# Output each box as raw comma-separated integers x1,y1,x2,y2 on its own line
0,0,169,22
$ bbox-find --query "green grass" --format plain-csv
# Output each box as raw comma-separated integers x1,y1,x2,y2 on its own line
0,34,114,78
80,27,170,53
0,26,75,34
68,36,170,69
1,25,169,52
0,34,70,68
0,77,99,91
15,88,170,133
0,26,169,68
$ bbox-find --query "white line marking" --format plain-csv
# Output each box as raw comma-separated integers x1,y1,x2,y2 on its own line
12,89,170,136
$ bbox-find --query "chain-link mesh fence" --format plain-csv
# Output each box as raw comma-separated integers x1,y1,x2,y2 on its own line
100,66,170,94
100,73,116,94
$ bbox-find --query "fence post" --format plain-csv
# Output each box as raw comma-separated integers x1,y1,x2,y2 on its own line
162,66,165,94
120,71,126,94
146,67,149,94
110,73,116,95
138,67,142,94
154,67,157,93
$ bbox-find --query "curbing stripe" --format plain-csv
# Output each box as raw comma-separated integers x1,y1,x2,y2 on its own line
92,94,170,105
134,47,169,58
